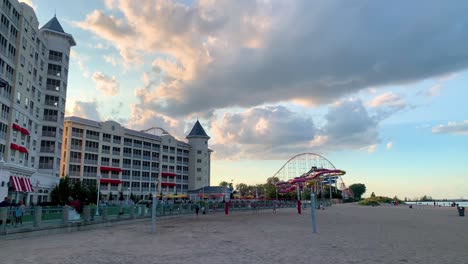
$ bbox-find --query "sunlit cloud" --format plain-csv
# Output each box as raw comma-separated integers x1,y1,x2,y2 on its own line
92,72,120,95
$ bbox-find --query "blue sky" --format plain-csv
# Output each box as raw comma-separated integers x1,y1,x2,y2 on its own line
25,0,468,199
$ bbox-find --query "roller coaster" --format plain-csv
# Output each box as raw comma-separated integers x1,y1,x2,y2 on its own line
272,153,352,200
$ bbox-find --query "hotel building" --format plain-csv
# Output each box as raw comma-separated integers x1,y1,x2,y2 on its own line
0,0,75,204
60,117,212,200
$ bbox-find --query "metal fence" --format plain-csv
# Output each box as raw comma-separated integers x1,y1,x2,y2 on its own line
0,200,296,235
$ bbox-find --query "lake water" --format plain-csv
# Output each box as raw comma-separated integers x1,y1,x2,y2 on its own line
406,201,468,207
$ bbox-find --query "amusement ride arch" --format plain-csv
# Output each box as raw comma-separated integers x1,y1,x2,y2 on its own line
271,153,351,200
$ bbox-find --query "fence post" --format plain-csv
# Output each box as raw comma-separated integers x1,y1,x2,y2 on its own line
102,206,108,220
0,207,7,231
33,206,42,227
83,206,90,224
62,206,69,224
130,205,135,219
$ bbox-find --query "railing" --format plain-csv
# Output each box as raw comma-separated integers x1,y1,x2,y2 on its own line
84,159,98,165
0,200,296,236
71,132,83,138
112,151,120,156
69,158,81,163
40,147,55,153
86,134,100,141
85,147,99,153
43,115,58,122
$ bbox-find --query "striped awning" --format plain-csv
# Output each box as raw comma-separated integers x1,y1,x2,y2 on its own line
9,176,33,192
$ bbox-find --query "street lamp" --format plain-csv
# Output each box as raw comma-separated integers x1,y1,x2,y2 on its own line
127,187,131,205
95,174,101,216
152,179,159,233
35,180,40,205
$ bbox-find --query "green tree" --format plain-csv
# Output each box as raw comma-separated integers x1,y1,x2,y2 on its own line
219,181,229,187
349,183,366,200
370,192,376,198
236,183,249,196
420,195,433,201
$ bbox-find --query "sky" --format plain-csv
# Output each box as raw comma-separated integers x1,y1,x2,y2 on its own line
24,0,468,199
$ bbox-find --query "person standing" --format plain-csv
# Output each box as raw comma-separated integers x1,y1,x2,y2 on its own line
195,204,200,216
15,201,25,226
0,197,10,207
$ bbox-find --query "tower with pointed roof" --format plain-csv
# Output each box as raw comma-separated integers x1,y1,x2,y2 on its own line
186,120,211,190
0,0,75,203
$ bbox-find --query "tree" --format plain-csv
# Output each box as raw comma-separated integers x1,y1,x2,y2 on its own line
219,181,229,187
349,183,366,200
236,183,249,196
370,192,376,198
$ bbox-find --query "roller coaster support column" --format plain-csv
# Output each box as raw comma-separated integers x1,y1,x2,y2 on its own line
225,201,229,215
297,199,302,214
310,192,317,233
329,181,333,207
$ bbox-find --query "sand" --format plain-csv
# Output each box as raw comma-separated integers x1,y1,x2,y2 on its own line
0,204,467,264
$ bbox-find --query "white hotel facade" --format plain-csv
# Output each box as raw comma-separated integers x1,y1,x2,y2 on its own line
0,0,75,204
61,117,212,200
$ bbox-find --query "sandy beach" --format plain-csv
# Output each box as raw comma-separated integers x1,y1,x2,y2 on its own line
0,204,466,264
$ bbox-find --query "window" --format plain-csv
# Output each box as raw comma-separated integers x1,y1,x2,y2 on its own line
197,159,202,163
197,168,202,172
197,150,202,154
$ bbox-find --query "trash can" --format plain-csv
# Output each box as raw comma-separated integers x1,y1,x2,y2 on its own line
457,207,465,217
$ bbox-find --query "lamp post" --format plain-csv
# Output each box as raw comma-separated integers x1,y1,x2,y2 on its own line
127,187,131,205
95,174,101,216
151,179,159,233
35,180,40,205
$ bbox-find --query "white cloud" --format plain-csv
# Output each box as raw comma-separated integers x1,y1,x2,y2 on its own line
92,72,120,95
386,141,393,150
70,50,91,78
367,92,405,108
432,120,468,135
103,55,118,66
19,0,37,11
66,100,102,121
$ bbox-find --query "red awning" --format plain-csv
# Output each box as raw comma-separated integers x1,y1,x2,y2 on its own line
161,182,176,187
18,146,28,153
100,166,123,172
19,127,30,135
162,172,177,177
100,179,122,184
10,143,20,151
12,123,21,131
9,176,33,192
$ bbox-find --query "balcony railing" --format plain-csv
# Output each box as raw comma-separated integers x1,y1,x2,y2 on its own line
84,159,98,165
71,145,82,150
43,115,58,122
47,70,61,77
39,163,54,170
49,55,62,62
72,132,83,137
123,164,131,169
40,147,55,153
112,151,120,156
85,147,99,153
86,134,100,141
69,158,81,163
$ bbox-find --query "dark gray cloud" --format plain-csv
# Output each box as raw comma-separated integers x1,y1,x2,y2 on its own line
142,0,468,116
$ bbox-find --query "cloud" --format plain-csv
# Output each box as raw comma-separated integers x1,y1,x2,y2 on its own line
126,105,187,140
432,120,468,135
320,99,379,151
70,50,91,78
386,141,393,150
103,55,118,66
211,100,381,160
367,92,405,108
75,0,468,117
92,72,120,95
19,0,37,11
66,100,102,121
